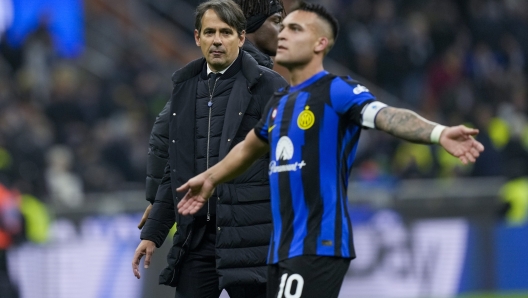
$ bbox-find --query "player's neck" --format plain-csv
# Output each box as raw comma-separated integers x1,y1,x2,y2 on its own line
288,60,325,87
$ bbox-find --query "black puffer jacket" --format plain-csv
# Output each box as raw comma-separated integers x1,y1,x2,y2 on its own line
145,41,273,203
141,51,286,288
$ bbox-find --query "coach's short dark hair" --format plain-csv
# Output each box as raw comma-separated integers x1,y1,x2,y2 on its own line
291,1,339,41
195,0,246,36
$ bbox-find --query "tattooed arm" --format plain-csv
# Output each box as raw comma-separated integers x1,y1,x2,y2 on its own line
373,106,485,164
374,107,437,144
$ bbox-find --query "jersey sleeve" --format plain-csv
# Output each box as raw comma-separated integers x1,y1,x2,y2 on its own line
253,96,276,143
330,77,379,127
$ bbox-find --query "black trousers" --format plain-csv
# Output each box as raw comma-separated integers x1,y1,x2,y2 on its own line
175,231,266,298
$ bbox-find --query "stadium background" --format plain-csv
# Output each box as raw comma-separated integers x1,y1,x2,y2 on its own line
1,0,528,297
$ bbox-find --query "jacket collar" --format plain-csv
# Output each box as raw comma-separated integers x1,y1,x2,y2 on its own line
171,50,263,88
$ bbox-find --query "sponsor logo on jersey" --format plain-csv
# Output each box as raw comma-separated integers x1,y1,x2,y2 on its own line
276,136,294,160
269,136,307,174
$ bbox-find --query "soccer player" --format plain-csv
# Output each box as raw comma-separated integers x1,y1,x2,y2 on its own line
176,2,485,298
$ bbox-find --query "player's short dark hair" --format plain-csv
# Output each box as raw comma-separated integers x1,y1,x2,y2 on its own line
195,0,246,36
290,1,339,41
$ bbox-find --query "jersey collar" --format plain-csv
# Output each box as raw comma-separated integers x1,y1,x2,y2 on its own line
289,70,329,92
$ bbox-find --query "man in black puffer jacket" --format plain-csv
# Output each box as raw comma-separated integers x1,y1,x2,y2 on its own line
132,1,286,297
139,0,284,211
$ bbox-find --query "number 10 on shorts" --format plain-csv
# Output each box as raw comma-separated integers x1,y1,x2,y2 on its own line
277,273,304,298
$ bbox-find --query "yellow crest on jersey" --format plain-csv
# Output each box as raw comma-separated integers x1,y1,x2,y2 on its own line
297,106,315,130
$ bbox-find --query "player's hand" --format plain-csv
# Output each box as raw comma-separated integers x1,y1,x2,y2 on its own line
176,173,215,215
132,240,156,279
439,125,484,164
137,204,152,229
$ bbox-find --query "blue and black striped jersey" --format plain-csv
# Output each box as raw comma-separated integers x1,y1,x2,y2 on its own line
254,71,377,264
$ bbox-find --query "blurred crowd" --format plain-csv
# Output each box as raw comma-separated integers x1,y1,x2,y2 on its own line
0,0,178,207
327,0,528,185
0,0,527,206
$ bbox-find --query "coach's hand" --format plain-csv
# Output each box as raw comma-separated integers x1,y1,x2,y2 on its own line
132,240,156,279
439,125,484,164
176,173,215,215
137,204,152,229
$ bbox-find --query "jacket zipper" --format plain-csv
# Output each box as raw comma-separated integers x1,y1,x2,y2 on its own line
206,76,219,222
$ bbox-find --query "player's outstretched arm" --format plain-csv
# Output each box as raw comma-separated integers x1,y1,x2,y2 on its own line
177,130,269,215
374,107,484,164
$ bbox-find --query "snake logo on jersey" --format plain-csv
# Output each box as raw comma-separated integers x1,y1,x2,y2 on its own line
253,71,379,264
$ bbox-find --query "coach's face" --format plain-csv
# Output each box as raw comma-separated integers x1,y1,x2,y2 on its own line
275,10,325,68
195,9,245,72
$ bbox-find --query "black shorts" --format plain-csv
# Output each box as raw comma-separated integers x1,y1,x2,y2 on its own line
267,255,351,298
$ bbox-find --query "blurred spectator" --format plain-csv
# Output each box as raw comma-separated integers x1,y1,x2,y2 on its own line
44,145,83,208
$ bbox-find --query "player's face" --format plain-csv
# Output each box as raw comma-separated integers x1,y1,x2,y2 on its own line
275,11,320,68
251,12,283,56
195,9,245,72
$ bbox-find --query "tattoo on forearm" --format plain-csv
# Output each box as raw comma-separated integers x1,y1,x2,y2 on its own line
375,107,437,144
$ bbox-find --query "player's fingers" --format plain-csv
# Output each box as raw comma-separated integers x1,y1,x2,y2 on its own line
465,151,475,163
469,147,480,159
181,200,201,216
176,182,190,193
177,191,193,208
460,126,479,136
178,199,192,215
176,197,185,210
459,155,468,165
473,140,485,152
187,200,201,215
178,196,193,211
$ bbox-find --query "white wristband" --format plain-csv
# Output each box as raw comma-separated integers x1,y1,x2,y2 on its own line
430,125,446,144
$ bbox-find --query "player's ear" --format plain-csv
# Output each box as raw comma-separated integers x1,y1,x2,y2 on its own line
314,36,329,54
